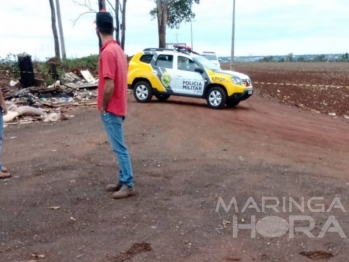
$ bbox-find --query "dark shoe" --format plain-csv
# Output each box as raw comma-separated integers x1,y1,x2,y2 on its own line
106,182,122,192
112,184,135,199
0,171,11,179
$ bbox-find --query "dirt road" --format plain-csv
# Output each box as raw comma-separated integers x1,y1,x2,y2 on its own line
1,94,349,262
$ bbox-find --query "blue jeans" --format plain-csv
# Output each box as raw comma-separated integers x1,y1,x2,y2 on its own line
101,112,134,188
0,109,3,171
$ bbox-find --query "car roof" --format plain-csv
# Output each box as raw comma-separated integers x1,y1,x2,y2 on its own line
142,50,193,59
142,46,201,59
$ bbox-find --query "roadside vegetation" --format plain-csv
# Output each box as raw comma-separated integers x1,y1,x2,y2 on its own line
0,53,348,87
0,54,104,86
0,54,136,85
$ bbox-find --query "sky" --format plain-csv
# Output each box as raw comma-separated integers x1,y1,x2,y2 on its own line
0,0,348,60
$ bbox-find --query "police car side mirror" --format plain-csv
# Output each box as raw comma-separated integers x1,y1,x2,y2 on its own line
195,68,204,74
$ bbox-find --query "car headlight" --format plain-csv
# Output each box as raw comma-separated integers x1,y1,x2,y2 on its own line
232,76,242,85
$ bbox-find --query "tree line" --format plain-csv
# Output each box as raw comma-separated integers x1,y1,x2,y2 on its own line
48,0,199,59
260,53,349,63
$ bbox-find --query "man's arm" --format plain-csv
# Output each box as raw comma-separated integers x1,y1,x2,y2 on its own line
99,49,117,114
100,78,114,114
0,89,7,115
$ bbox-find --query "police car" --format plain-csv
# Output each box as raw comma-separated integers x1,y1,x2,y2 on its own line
127,45,253,109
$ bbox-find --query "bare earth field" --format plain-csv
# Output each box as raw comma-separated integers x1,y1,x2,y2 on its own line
1,63,349,262
224,62,349,117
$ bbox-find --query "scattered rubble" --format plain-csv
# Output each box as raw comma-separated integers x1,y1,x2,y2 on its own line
63,70,98,89
1,70,98,125
31,253,46,259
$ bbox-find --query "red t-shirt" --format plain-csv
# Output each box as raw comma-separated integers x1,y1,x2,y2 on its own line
97,40,128,116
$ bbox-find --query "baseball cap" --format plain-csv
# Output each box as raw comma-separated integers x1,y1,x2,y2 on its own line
94,10,114,30
93,9,105,23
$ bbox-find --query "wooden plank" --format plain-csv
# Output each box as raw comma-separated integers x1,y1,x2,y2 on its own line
64,83,98,90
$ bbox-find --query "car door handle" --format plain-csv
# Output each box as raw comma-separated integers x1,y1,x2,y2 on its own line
177,75,182,77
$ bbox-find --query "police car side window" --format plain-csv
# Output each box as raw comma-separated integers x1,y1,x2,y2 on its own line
140,54,154,63
155,55,173,69
177,56,195,72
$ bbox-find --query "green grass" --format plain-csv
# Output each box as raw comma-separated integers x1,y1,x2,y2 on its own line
0,53,20,79
62,55,99,74
0,54,134,86
0,54,100,85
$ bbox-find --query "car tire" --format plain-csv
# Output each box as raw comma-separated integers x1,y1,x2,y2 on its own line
133,81,153,103
155,94,170,102
206,86,227,109
226,100,240,108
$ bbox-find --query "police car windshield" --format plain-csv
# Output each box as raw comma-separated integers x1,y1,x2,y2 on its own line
193,56,221,70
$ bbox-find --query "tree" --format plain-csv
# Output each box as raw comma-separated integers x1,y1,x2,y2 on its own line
99,0,106,10
115,0,120,43
55,0,66,59
297,56,305,62
49,0,60,59
120,0,127,50
106,0,127,50
286,53,293,62
72,1,99,52
72,0,127,50
98,0,105,51
314,54,326,62
262,56,273,62
150,0,200,48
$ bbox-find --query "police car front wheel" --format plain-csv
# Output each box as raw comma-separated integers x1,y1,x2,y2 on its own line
206,86,227,109
134,81,153,103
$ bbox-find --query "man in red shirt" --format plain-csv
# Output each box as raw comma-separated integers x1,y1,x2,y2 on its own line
96,11,135,199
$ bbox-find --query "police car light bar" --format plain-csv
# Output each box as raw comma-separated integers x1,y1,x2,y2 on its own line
173,45,201,56
173,44,191,50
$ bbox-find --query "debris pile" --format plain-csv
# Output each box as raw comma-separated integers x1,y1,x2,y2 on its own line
1,70,98,125
63,70,98,89
3,101,68,125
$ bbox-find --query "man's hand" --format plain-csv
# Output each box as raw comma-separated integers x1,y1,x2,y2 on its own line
1,106,7,116
101,78,115,114
100,106,107,115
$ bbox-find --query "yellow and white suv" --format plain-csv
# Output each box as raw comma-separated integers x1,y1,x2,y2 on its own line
127,45,253,109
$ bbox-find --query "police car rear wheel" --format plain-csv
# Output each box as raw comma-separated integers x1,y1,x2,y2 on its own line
207,86,226,109
155,94,170,101
134,81,153,103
